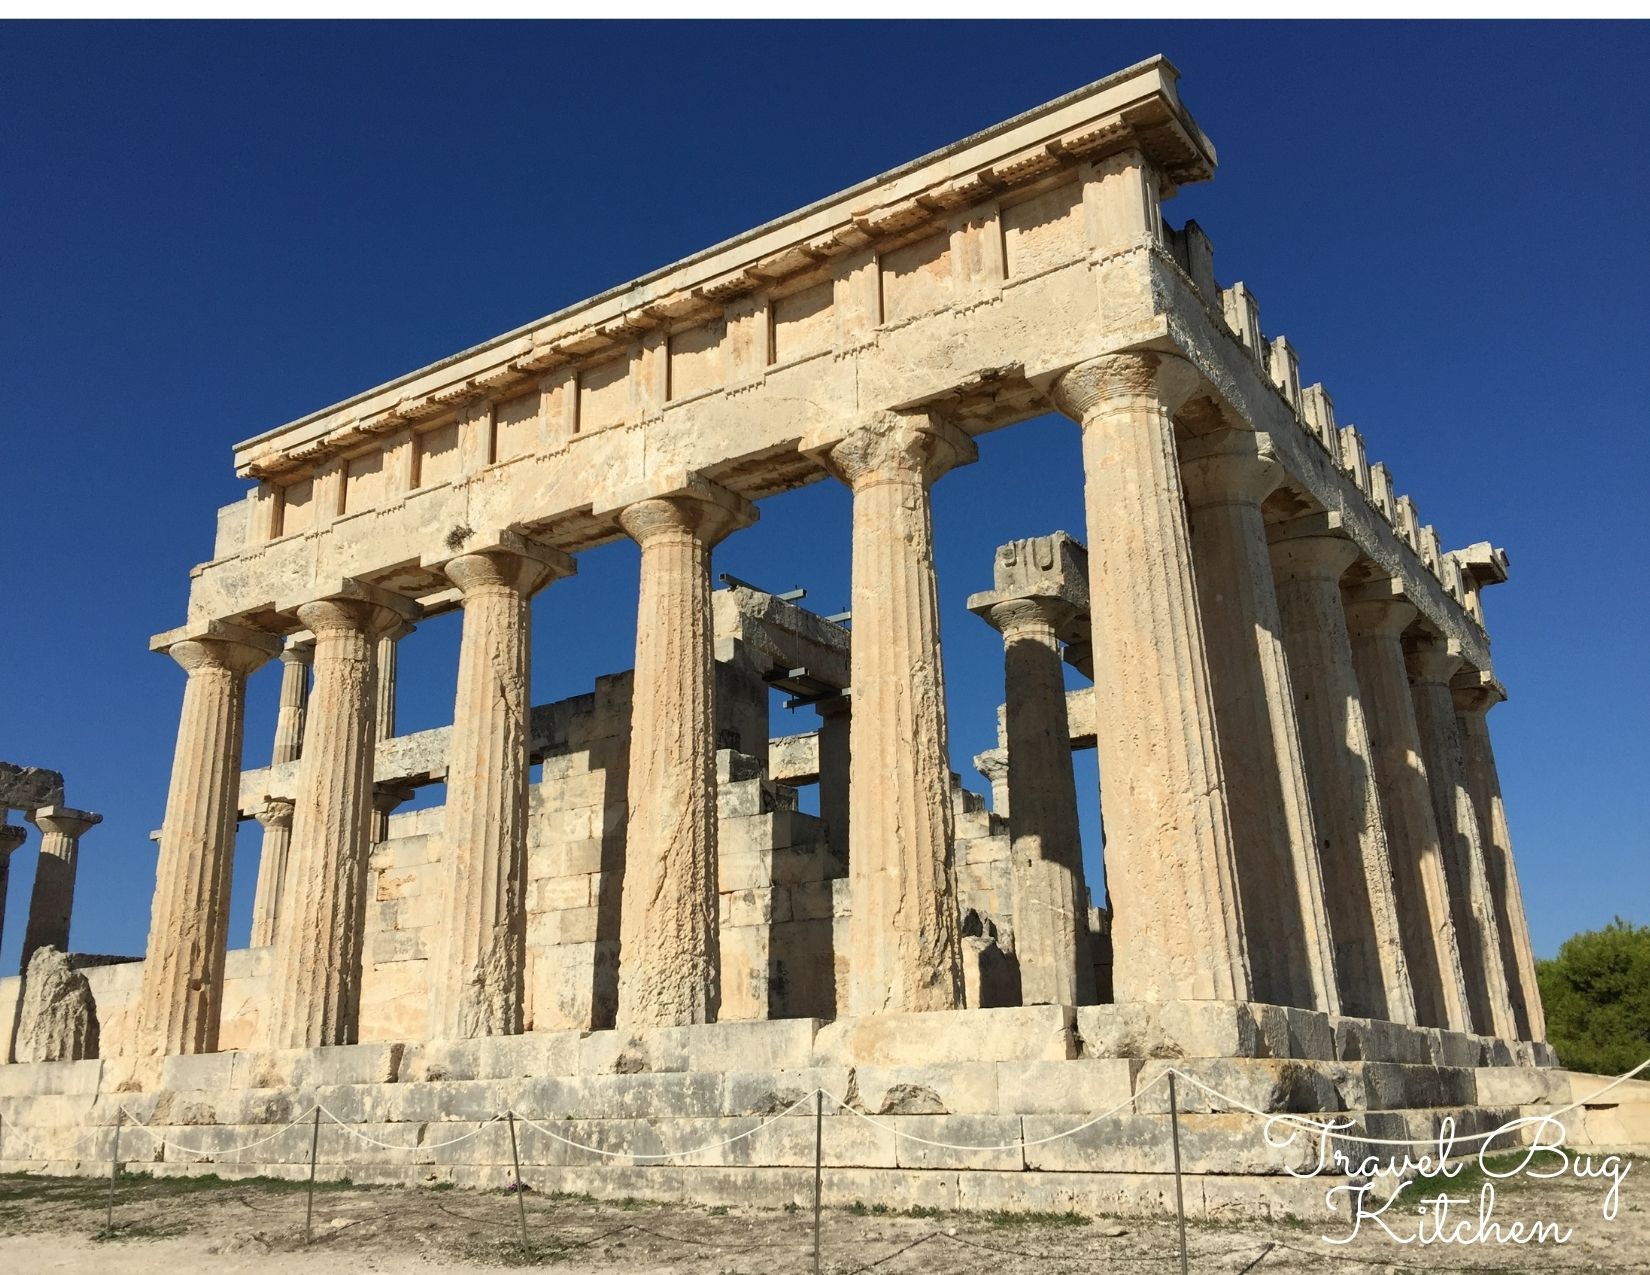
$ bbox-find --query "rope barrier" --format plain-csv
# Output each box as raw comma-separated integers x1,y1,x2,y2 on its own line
1172,1054,1650,1149
515,1087,820,1160
115,1103,317,1158
317,1104,508,1152
823,1073,1167,1151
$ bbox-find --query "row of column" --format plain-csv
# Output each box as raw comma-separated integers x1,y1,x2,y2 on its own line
0,805,102,974
133,378,1541,1059
1018,348,1540,1040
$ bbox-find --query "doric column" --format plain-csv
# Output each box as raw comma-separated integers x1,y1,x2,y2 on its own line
1049,353,1249,1004
1406,637,1517,1039
822,413,973,1016
428,534,573,1039
248,798,294,948
272,641,312,763
370,632,398,840
1268,522,1415,1023
135,626,275,1054
1180,430,1339,1013
249,640,310,946
1452,677,1545,1042
615,483,755,1027
815,694,852,861
0,823,28,958
977,596,1094,1006
21,806,102,969
1343,590,1472,1032
266,587,415,1049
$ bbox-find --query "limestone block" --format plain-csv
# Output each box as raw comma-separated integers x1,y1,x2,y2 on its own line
719,1066,854,1117
954,1167,1177,1219
576,1018,820,1076
536,837,605,879
814,1005,1075,1068
532,875,592,912
887,1114,1025,1171
1330,1014,1432,1064
1128,1058,1344,1116
516,1070,725,1122
787,879,837,922
0,1057,103,1097
1077,1002,1269,1060
1429,1028,1487,1068
848,1061,1002,1116
161,1050,239,1092
995,1058,1135,1115
1354,1061,1473,1109
13,948,100,1064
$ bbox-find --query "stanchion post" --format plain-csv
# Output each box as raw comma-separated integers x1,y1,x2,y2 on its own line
812,1089,823,1275
1169,1071,1188,1275
508,1111,529,1250
105,1109,123,1233
305,1105,321,1245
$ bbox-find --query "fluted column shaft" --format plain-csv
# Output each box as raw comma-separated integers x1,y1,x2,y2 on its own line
825,414,971,1016
248,799,294,948
616,489,753,1027
0,825,24,956
1269,532,1415,1023
1181,432,1339,1013
1454,686,1545,1042
136,633,269,1054
1344,598,1472,1032
371,633,398,841
989,597,1094,1006
21,807,101,970
1406,640,1517,1039
267,597,406,1049
431,542,571,1039
815,696,852,861
1050,353,1249,1003
250,643,310,947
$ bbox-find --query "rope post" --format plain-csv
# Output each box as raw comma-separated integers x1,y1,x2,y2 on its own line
105,1108,123,1233
507,1111,529,1250
1168,1071,1188,1275
812,1089,823,1275
304,1105,321,1245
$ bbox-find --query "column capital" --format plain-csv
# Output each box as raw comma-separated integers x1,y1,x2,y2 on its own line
815,412,977,491
1404,631,1463,686
253,797,294,831
151,620,283,676
1343,591,1419,639
0,824,26,857
1048,350,1200,422
1267,519,1361,584
279,638,314,668
434,530,576,597
1450,668,1505,717
614,476,756,548
971,594,1078,640
371,782,418,817
1179,428,1284,509
286,578,420,640
27,806,102,841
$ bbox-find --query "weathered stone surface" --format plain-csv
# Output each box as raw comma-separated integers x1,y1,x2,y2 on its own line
1180,429,1338,1015
1050,351,1248,1005
1406,635,1518,1041
1268,522,1414,1024
20,806,102,974
1343,589,1473,1033
820,414,971,1016
613,483,754,1028
14,947,99,1064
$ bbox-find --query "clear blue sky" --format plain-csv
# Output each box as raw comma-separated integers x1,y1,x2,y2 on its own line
2,21,1646,978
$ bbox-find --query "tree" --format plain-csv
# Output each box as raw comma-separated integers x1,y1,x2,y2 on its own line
1536,918,1650,1075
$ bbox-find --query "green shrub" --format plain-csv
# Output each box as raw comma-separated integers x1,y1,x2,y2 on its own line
1537,918,1650,1075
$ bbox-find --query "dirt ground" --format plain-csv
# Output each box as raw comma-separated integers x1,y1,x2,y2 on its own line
2,1157,1646,1274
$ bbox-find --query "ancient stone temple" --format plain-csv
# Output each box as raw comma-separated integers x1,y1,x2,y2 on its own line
2,56,1590,1214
